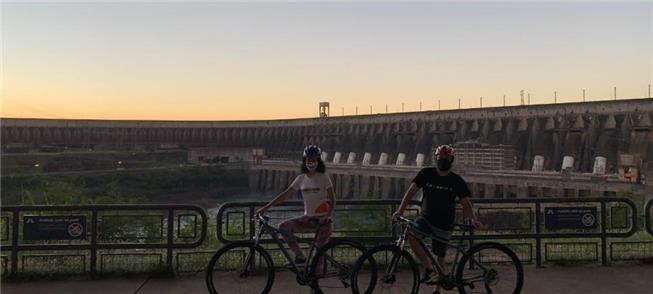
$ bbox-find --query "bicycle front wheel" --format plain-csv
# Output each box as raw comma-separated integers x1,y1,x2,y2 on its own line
205,241,275,294
350,244,420,294
455,242,524,294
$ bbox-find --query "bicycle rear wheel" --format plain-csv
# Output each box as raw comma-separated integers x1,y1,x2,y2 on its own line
455,242,524,294
205,241,275,294
350,244,420,294
308,239,367,293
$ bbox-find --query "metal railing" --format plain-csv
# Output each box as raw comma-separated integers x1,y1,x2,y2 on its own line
216,198,643,267
1,204,207,278
1,198,651,278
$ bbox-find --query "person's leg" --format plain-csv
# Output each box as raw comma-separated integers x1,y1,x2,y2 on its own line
430,233,450,292
433,254,446,293
431,240,447,274
436,256,445,272
410,218,436,272
314,216,332,248
407,233,433,270
430,225,452,274
279,215,313,258
312,216,333,274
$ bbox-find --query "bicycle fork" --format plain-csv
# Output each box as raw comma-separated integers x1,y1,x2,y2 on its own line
382,225,410,283
240,222,266,277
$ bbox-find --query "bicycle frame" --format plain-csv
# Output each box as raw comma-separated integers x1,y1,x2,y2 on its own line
394,217,487,280
248,215,328,274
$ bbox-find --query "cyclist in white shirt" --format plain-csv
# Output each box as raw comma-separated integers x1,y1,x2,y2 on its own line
256,145,335,267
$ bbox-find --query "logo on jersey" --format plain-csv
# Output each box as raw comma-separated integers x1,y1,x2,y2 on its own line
302,187,321,193
424,183,453,192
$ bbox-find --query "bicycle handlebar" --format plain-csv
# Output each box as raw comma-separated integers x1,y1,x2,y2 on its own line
394,216,412,223
255,213,332,226
393,216,475,232
254,214,270,225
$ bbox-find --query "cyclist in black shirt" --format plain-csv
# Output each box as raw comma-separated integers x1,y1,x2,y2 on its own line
392,145,482,293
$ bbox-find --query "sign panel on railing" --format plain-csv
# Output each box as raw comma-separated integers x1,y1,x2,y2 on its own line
544,207,597,230
23,216,87,240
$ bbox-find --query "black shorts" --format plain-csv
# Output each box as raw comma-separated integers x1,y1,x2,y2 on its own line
411,217,452,257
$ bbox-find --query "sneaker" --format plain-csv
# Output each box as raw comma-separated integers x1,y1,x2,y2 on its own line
419,268,440,285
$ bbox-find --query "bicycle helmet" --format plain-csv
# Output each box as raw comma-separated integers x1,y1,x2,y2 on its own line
434,145,455,157
303,145,322,159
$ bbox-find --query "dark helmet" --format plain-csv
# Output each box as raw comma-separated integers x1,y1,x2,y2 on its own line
434,145,455,157
303,145,322,159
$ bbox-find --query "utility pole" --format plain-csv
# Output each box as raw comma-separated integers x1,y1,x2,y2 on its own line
503,95,506,107
458,98,461,109
369,105,372,114
583,89,586,102
419,101,422,111
341,107,344,116
385,104,388,113
554,91,557,104
402,103,404,113
355,106,358,115
480,97,483,108
527,93,530,105
438,99,441,110
614,86,617,100
520,90,524,105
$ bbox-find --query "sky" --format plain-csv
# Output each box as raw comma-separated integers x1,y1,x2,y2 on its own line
2,1,652,120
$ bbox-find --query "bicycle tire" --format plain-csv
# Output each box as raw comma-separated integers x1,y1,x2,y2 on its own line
455,242,524,294
307,239,367,293
350,244,420,294
205,241,275,294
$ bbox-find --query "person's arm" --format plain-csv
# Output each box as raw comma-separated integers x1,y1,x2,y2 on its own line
256,186,295,215
460,197,482,228
392,183,420,219
326,187,336,216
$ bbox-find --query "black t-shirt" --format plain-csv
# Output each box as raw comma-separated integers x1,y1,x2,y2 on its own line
412,168,471,231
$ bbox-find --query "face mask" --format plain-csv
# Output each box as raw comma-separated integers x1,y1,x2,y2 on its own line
306,161,318,170
436,158,451,171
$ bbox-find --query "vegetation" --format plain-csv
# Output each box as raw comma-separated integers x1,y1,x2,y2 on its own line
1,165,249,205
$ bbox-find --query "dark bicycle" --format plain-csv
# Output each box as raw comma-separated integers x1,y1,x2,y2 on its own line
350,216,524,294
205,214,369,294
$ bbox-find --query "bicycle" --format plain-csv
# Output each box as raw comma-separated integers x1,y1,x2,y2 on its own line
205,214,369,293
350,216,524,294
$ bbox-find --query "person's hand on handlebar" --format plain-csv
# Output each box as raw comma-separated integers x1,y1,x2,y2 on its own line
474,220,484,230
255,207,268,217
391,210,403,221
468,218,483,230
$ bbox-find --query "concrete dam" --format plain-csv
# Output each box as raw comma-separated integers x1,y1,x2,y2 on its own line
2,98,652,174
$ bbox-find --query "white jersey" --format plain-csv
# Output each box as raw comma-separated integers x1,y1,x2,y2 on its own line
290,173,333,216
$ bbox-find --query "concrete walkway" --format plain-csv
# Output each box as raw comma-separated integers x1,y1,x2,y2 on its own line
3,264,653,294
